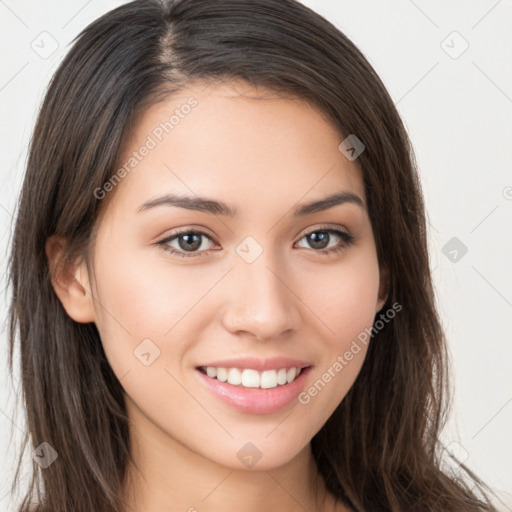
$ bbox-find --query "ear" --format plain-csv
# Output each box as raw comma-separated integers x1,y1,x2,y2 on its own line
45,235,96,323
376,265,390,313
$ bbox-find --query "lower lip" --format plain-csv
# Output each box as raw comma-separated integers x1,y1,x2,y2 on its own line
195,367,312,415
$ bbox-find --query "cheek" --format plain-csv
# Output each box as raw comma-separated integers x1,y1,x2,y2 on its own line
303,252,381,347
90,240,220,374
92,239,212,332
295,252,380,409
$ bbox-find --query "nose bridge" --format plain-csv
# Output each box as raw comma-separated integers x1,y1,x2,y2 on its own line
222,237,301,339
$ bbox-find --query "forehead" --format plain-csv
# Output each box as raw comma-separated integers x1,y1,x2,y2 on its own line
107,80,365,217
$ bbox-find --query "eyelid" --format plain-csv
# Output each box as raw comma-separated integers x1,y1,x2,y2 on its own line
155,226,219,257
295,223,351,239
156,223,355,258
159,223,351,243
159,225,218,242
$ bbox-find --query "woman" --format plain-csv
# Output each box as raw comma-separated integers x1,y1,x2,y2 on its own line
7,0,499,510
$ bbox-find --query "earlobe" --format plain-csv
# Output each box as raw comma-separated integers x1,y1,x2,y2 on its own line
376,265,390,313
45,235,96,324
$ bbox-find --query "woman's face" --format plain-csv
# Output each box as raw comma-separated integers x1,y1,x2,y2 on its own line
82,80,387,470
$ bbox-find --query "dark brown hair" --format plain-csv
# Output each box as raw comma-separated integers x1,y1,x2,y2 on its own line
7,0,498,511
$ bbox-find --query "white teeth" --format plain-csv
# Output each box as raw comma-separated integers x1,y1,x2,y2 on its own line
286,367,297,383
241,369,260,388
216,367,228,382
227,368,242,385
260,370,277,389
202,366,304,389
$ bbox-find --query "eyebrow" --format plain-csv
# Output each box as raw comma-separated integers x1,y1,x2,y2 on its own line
137,191,365,217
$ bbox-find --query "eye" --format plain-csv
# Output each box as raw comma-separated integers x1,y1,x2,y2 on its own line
156,229,217,258
156,225,355,258
294,226,355,256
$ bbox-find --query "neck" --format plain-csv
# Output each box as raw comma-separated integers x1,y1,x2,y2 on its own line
119,397,337,512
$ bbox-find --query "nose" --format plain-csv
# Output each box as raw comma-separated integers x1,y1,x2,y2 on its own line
221,251,302,341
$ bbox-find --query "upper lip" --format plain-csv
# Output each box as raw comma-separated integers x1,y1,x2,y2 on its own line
196,357,312,372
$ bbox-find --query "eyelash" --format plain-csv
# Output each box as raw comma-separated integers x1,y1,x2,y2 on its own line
156,225,355,259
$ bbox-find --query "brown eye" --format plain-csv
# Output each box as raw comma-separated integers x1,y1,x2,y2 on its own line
156,227,355,259
295,228,354,256
157,230,216,258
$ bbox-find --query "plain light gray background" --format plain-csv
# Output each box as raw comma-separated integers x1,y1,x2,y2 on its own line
1,1,511,510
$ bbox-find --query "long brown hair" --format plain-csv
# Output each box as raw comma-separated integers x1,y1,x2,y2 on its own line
7,0,498,510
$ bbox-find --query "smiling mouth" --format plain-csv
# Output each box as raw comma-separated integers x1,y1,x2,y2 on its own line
196,365,311,389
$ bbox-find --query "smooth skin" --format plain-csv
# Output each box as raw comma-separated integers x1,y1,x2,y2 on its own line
47,80,388,512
